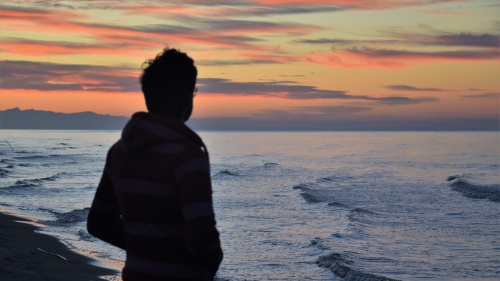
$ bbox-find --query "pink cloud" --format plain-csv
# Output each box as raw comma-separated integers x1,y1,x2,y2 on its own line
0,39,152,57
1,4,321,58
307,47,500,68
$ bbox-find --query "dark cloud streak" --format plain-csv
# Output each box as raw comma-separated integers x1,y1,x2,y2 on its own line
1,60,437,105
0,60,140,92
384,85,446,92
255,105,372,120
462,92,500,99
295,38,401,45
197,59,280,66
431,33,500,48
348,47,499,59
198,78,438,104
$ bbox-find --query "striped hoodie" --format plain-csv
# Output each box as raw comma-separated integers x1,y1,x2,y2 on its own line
87,112,223,281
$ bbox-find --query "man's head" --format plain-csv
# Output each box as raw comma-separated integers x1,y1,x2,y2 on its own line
140,48,197,121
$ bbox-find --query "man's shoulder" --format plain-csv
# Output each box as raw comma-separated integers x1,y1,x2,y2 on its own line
176,138,207,159
108,140,123,153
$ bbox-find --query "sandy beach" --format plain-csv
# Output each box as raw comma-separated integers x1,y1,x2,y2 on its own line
0,211,118,281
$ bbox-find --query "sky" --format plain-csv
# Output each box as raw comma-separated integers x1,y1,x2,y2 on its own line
1,0,499,130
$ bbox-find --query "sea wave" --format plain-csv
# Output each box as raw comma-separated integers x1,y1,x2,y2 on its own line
347,208,376,225
328,201,348,208
78,229,97,242
300,192,323,203
293,175,350,204
447,175,500,203
6,173,66,189
292,184,309,190
51,208,90,224
13,154,68,160
49,146,76,150
8,179,41,188
317,253,399,281
350,208,376,215
13,155,49,160
39,172,66,181
293,184,323,203
0,168,9,176
319,177,334,182
213,170,240,177
309,237,330,250
263,162,281,169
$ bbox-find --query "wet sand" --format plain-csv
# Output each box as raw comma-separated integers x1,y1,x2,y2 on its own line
0,211,119,280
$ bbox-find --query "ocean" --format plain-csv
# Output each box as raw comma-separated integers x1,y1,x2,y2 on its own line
0,130,499,281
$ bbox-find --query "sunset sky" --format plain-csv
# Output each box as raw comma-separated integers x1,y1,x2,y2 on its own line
1,0,499,130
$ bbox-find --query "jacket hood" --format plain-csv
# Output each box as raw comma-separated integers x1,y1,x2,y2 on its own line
120,112,206,156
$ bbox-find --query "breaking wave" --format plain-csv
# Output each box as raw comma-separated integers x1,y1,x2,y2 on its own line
317,253,399,281
50,208,90,224
300,192,323,203
293,184,323,203
447,175,500,203
78,229,97,242
213,170,240,177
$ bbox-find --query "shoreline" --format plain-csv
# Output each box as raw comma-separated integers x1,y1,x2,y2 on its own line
0,211,119,281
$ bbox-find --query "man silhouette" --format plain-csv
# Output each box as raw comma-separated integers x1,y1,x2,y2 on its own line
87,48,223,281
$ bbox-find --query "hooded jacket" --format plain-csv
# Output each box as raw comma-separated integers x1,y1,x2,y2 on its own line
88,112,223,281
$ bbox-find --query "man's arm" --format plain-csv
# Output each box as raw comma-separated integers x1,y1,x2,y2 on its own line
176,155,223,275
87,154,126,250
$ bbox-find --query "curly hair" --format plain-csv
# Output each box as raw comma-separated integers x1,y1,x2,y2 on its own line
140,47,197,118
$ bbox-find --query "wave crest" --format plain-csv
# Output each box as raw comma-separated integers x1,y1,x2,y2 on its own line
7,173,66,189
53,208,90,224
317,253,399,281
263,162,281,169
0,168,9,176
447,175,500,203
213,170,240,177
10,179,41,188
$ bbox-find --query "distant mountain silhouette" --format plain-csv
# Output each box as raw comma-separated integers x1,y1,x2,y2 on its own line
1,108,498,131
0,108,129,130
